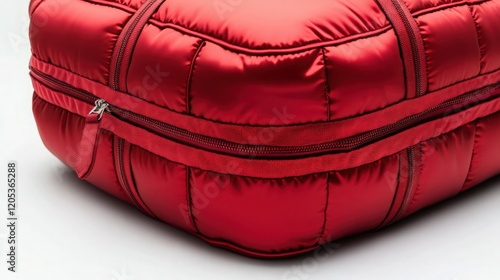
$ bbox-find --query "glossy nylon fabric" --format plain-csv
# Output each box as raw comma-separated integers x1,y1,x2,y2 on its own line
29,0,500,257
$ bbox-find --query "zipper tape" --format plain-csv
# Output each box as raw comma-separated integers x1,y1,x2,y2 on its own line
389,145,422,224
109,0,166,91
29,55,500,147
30,67,500,159
376,149,409,229
75,109,102,179
31,82,500,178
376,0,428,98
113,136,158,217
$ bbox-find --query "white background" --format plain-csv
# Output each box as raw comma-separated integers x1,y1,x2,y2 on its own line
1,1,500,279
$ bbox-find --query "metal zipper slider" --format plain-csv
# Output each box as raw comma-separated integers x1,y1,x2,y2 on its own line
89,99,109,120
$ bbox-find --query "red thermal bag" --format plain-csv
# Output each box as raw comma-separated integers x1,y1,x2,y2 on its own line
29,0,500,257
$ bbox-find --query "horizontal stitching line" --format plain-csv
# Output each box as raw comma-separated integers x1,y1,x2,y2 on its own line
147,21,392,55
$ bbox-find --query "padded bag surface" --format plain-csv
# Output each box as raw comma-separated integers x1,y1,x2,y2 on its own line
29,0,500,257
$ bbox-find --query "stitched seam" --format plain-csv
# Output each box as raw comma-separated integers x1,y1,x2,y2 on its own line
125,141,159,218
83,0,137,13
468,5,485,74
110,130,402,180
406,143,424,214
186,166,200,233
460,121,478,192
84,0,391,53
29,0,45,17
377,151,403,228
416,20,431,96
149,23,392,57
194,233,318,257
321,48,331,121
185,40,206,114
80,128,102,179
112,135,129,202
318,173,330,244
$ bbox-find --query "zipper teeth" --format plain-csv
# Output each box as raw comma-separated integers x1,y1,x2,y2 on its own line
391,147,415,223
31,68,500,158
391,0,422,97
112,0,156,90
116,85,495,155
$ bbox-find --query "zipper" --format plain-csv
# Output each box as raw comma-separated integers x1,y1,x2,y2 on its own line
113,136,157,217
30,68,500,160
390,147,418,224
109,0,165,91
391,0,424,97
376,0,427,98
115,138,136,205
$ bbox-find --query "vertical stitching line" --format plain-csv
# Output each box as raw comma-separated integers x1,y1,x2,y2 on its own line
378,151,403,229
321,48,331,121
186,166,200,233
460,121,478,192
467,5,485,74
115,137,129,202
186,40,206,114
126,143,158,218
374,0,411,99
394,0,429,96
407,142,424,211
318,172,330,244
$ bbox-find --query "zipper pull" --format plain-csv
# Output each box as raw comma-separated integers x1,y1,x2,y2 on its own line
76,99,109,179
89,99,110,120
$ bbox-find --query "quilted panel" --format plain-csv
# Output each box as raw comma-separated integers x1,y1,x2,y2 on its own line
324,30,406,119
416,5,481,91
190,169,327,253
101,0,147,9
189,46,327,125
127,25,201,113
404,123,476,216
32,94,85,169
130,145,195,232
29,0,131,84
469,1,500,74
322,154,399,241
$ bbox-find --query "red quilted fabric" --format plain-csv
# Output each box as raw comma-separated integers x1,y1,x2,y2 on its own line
29,0,500,257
